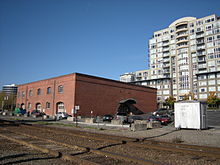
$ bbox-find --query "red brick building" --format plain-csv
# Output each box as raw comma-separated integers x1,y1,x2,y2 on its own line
16,73,157,116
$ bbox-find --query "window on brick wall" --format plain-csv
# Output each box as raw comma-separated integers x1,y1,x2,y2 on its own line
37,88,41,95
22,91,25,98
58,85,63,93
29,90,32,97
46,102,50,109
47,87,51,94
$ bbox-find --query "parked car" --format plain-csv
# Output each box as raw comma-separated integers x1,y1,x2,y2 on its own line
156,115,172,125
115,112,128,123
147,115,159,122
31,110,45,117
128,115,144,123
153,108,174,116
103,114,114,122
56,112,70,120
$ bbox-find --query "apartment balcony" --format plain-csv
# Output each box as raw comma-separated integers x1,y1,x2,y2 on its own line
162,48,170,52
196,40,205,45
197,46,206,51
176,23,188,33
198,69,207,73
163,69,170,74
176,32,188,39
176,39,188,44
163,53,170,57
197,59,206,63
196,33,204,38
176,28,188,33
177,42,188,49
163,58,170,63
162,41,169,46
198,64,207,70
163,74,170,78
197,52,206,56
196,30,204,34
163,64,170,68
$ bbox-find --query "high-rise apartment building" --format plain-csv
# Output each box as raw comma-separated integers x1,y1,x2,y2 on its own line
2,84,18,95
120,14,220,106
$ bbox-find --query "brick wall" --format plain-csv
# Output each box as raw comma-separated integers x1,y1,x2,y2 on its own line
16,73,157,116
16,74,76,115
75,73,157,116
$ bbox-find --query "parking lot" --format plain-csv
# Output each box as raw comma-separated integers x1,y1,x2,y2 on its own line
207,110,220,127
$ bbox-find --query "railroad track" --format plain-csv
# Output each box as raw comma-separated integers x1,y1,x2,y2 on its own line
19,121,220,159
0,120,163,165
1,119,220,164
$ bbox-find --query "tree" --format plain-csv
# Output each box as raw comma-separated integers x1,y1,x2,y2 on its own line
183,92,197,101
0,91,16,111
207,92,220,108
165,96,176,109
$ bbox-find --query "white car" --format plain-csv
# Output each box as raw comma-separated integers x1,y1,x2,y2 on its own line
56,112,69,120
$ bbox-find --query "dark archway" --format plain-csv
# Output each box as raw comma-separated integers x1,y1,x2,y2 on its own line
35,103,41,111
116,98,144,115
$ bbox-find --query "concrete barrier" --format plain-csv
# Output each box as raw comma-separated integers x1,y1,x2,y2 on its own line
111,119,123,125
67,117,74,121
85,118,96,123
43,115,48,119
134,120,148,124
131,123,148,131
147,121,161,129
131,121,162,131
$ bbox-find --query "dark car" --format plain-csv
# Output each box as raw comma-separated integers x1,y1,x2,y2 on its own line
31,110,45,117
103,114,114,122
153,108,174,116
156,115,172,125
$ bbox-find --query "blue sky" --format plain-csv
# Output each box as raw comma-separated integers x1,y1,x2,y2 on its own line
0,0,220,87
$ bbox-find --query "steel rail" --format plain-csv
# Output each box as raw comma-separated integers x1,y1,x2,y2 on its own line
2,119,220,159
0,128,164,165
0,131,98,165
22,123,220,158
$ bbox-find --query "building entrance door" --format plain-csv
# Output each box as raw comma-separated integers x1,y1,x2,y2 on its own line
36,103,42,111
56,102,64,113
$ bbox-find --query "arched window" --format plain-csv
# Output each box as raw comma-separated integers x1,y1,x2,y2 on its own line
36,103,41,110
47,87,51,94
58,85,63,93
37,88,41,95
56,102,64,113
46,102,50,109
22,91,25,98
29,90,33,97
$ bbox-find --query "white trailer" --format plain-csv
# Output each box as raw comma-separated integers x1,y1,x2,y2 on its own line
174,101,207,129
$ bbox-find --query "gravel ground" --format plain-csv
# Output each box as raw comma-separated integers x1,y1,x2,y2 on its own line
54,121,220,148
1,115,220,148
2,123,220,165
0,136,73,165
